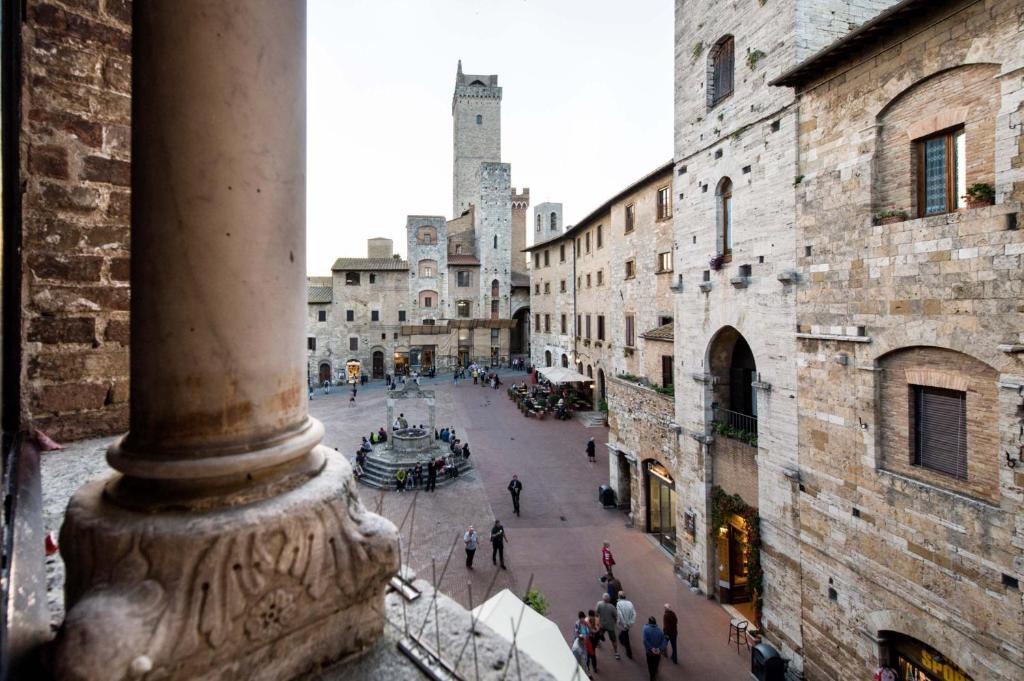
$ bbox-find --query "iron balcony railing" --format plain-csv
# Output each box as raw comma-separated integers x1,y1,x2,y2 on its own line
712,407,758,446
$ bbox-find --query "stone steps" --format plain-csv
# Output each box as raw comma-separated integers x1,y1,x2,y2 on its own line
575,410,608,428
356,449,473,490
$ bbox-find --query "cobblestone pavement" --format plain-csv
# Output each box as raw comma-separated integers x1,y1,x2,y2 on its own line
41,372,749,678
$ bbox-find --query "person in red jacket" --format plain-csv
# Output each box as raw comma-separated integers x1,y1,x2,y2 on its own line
601,541,615,577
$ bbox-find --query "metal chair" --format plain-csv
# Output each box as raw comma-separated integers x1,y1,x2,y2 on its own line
727,618,749,654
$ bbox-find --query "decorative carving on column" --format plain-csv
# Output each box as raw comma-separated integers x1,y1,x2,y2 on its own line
50,2,399,679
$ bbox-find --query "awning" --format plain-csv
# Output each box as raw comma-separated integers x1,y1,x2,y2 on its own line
536,366,590,384
471,589,588,681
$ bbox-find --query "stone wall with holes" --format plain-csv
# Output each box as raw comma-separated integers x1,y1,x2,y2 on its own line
606,377,679,537
791,1,1024,677
673,7,804,670
20,0,132,440
712,436,758,507
526,229,574,369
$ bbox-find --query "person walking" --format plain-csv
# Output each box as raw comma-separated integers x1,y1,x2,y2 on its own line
507,475,523,516
490,520,507,569
642,616,668,681
463,525,478,569
571,611,589,676
573,611,596,677
616,591,636,660
586,437,596,463
601,541,616,578
595,593,621,659
606,574,622,604
662,604,678,664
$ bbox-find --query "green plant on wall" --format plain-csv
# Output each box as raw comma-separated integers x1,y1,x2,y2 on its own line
746,49,766,70
691,41,704,62
523,588,549,616
710,486,762,625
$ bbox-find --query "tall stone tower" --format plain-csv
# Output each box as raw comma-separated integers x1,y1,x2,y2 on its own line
452,60,501,218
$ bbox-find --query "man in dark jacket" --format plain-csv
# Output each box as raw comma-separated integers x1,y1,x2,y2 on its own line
662,604,678,664
426,458,437,492
490,520,508,569
642,616,667,680
507,475,523,516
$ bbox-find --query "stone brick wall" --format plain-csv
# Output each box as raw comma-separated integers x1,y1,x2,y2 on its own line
791,1,1024,677
712,436,758,508
874,63,1000,215
452,71,501,217
21,0,132,440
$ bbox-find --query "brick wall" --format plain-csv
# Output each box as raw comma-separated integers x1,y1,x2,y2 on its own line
21,0,131,440
793,0,1024,677
712,436,758,508
874,63,999,215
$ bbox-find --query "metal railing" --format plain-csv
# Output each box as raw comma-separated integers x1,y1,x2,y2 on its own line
712,407,758,445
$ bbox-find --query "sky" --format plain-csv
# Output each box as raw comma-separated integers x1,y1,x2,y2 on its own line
306,0,674,274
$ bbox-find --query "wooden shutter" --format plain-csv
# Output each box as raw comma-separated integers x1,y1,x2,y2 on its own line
662,355,674,388
914,386,967,479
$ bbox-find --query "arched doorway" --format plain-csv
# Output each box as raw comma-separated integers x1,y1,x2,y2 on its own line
560,353,568,368
511,307,530,358
371,350,384,379
597,369,606,402
544,350,552,367
318,362,331,385
707,326,758,440
644,460,676,554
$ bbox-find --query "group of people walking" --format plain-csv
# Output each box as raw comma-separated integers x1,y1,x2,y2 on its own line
570,543,679,680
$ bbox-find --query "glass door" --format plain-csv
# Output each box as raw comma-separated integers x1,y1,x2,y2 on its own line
646,463,677,555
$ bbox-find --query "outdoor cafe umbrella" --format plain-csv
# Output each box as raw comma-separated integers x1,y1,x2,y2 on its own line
535,366,590,385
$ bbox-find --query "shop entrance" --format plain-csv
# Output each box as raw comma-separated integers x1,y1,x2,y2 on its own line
421,346,435,370
372,351,384,379
393,352,409,376
645,461,676,554
458,347,471,367
716,514,751,604
345,360,361,383
883,633,971,681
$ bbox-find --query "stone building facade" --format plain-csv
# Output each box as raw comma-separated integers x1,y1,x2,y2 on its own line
526,162,675,410
309,63,529,378
771,1,1024,678
19,0,132,441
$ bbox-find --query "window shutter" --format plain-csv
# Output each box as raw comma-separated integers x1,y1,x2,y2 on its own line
915,386,967,479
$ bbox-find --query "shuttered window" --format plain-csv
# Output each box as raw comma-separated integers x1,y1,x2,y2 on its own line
912,385,967,479
710,36,734,108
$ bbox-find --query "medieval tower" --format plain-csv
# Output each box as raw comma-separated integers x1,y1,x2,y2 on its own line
452,60,501,218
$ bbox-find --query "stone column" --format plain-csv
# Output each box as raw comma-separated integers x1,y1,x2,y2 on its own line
52,3,398,680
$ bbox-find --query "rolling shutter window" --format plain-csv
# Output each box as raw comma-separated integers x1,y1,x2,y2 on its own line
913,385,967,479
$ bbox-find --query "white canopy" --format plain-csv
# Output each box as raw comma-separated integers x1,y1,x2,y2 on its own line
471,589,588,681
536,366,590,385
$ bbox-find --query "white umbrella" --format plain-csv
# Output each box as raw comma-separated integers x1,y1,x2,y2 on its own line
472,589,589,681
536,366,590,385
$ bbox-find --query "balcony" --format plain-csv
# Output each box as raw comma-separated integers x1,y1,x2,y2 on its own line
712,407,757,447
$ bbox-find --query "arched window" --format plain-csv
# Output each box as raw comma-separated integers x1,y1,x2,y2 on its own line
545,350,552,367
418,259,437,278
561,354,569,368
708,35,735,109
550,211,558,231
717,177,733,258
476,114,483,124
536,214,542,231
491,279,499,297
416,226,437,245
493,234,498,249
418,290,437,308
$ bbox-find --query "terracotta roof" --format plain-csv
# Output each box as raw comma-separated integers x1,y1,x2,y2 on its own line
641,322,674,342
447,254,481,266
524,160,674,252
307,286,333,304
770,0,937,89
331,257,408,271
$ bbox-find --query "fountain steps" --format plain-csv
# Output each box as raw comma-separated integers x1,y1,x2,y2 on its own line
356,449,473,490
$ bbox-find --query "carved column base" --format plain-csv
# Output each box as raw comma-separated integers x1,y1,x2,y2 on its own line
52,449,399,681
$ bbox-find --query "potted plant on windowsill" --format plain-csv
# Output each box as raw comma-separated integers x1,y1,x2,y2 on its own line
875,209,908,225
709,253,726,271
963,182,994,209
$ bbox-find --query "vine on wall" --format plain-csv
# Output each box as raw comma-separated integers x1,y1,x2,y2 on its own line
710,485,763,625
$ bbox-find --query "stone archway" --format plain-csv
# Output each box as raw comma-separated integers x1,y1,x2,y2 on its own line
319,362,332,385
706,325,758,437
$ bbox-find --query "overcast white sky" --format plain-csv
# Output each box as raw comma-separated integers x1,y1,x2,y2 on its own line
306,0,674,274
